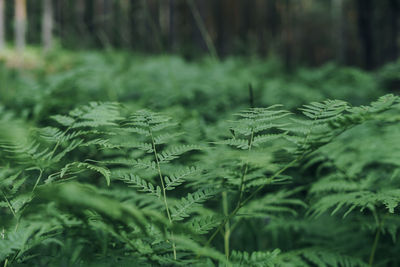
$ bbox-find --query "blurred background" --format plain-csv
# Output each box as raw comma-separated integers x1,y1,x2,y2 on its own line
2,2,400,266
0,0,399,68
0,0,399,121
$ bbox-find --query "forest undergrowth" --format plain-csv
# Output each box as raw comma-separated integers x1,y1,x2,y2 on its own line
1,52,400,266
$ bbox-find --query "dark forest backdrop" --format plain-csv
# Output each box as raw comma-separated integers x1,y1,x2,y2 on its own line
0,0,399,69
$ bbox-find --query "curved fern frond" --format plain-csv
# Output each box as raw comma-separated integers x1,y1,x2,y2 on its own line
158,145,203,163
60,162,111,186
300,100,349,122
68,102,122,129
230,249,281,267
164,166,199,190
117,174,161,198
171,188,218,221
188,215,221,234
281,248,368,267
309,189,400,218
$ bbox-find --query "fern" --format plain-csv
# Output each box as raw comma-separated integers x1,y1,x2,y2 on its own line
164,166,199,190
117,173,161,198
60,162,111,186
171,188,218,221
1,95,400,266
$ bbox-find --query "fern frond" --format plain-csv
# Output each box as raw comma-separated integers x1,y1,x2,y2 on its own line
164,166,199,190
230,249,281,267
252,133,286,147
157,145,203,163
68,102,122,129
103,158,157,171
281,248,368,267
188,215,221,234
35,182,168,234
245,189,307,217
309,174,360,194
117,174,161,198
309,189,400,218
125,110,177,133
300,100,348,122
154,132,184,145
231,106,291,136
173,235,229,265
171,188,218,221
50,114,76,127
60,162,111,186
113,141,153,152
215,138,249,149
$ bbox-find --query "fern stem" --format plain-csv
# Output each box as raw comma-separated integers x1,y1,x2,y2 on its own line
369,215,384,267
368,228,380,267
222,191,230,259
205,157,300,248
149,128,177,260
1,190,16,218
241,157,300,207
31,168,43,192
237,129,254,206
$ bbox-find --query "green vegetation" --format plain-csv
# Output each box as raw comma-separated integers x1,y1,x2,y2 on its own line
1,52,400,266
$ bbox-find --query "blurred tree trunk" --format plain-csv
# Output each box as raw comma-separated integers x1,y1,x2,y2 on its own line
119,0,131,47
283,0,293,71
146,0,162,51
267,0,280,53
191,0,205,52
15,0,27,53
332,0,344,64
159,0,169,43
214,0,224,56
357,0,374,69
76,0,86,36
42,0,53,52
169,0,176,51
0,0,5,51
388,0,399,61
94,0,109,47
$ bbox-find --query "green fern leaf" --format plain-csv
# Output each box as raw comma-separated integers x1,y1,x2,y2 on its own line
171,188,217,221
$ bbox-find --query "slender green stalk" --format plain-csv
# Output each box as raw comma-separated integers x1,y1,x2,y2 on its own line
240,158,300,207
236,129,254,207
205,157,300,248
222,191,230,259
368,228,380,267
2,190,16,218
369,215,384,267
32,168,43,192
149,128,177,260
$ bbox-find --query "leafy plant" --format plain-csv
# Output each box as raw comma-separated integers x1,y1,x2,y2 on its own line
1,93,399,266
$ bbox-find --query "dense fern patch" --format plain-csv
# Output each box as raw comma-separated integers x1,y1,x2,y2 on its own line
1,88,400,266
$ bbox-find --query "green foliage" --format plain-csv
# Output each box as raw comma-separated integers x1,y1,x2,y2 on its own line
1,94,399,266
1,53,400,266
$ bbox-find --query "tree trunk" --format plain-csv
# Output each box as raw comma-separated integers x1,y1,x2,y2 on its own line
332,0,345,64
388,0,399,62
357,0,374,69
119,0,131,47
284,0,293,72
168,0,176,51
42,0,53,52
75,0,85,36
94,0,108,48
0,0,5,51
15,0,27,53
